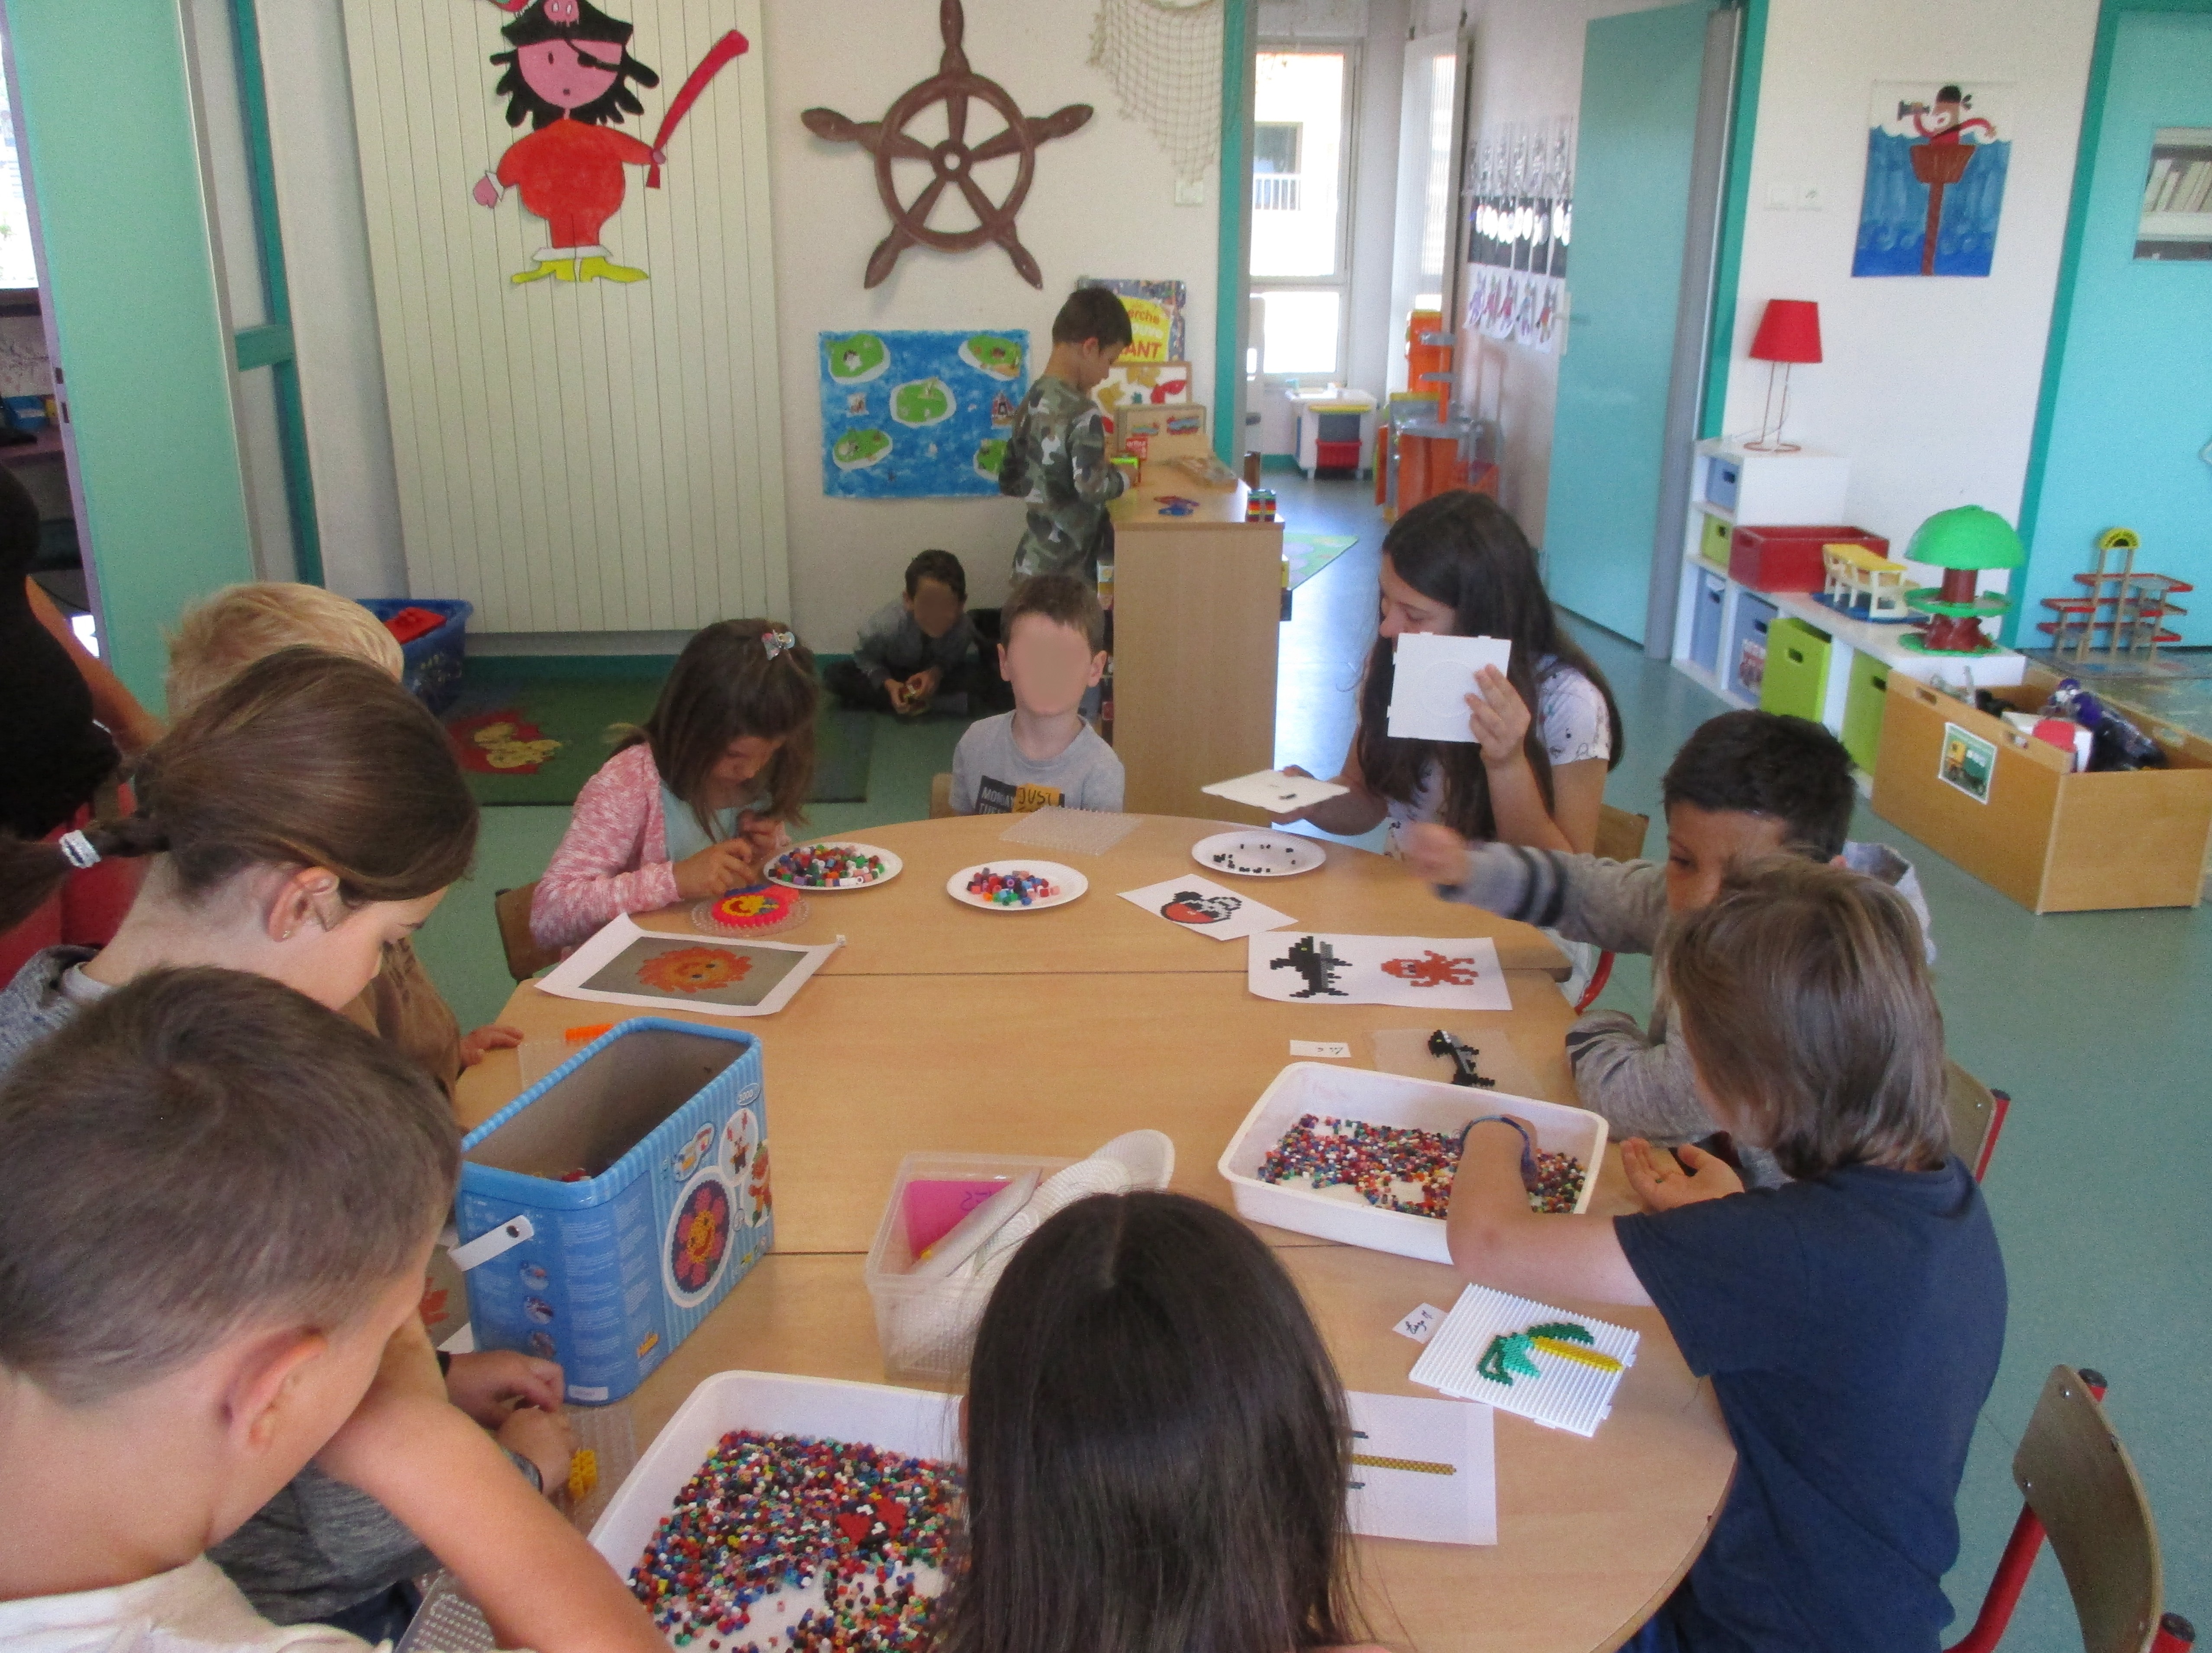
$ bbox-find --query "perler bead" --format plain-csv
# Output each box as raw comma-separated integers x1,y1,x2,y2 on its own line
771,845,889,889
964,867,1058,906
1257,1114,1586,1217
568,1448,599,1502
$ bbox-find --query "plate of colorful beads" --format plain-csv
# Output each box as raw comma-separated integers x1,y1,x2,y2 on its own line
766,842,902,891
945,861,1088,912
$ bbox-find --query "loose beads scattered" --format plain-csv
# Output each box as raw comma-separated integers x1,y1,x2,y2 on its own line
630,1431,960,1652
964,867,1058,906
772,845,890,889
1257,1113,1586,1217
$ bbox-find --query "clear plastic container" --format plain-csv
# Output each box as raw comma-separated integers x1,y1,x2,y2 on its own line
862,1150,1074,1382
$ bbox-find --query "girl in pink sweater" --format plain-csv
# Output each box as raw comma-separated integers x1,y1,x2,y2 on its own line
530,620,818,952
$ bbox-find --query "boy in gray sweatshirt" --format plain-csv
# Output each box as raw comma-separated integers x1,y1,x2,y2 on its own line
1404,711,1932,1186
824,550,998,716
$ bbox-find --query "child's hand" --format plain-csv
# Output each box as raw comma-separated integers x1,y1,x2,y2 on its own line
497,1405,577,1499
673,838,759,899
1403,822,1473,887
885,678,912,712
444,1348,565,1428
1465,665,1533,770
1623,1138,1745,1211
910,667,942,700
458,1024,526,1068
737,812,788,864
1267,764,1322,823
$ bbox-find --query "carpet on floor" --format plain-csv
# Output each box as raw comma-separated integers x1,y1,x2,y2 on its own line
1285,528,1360,591
442,677,874,806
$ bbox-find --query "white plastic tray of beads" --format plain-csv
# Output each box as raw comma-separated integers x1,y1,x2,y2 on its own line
589,1370,961,1596
1216,1064,1608,1264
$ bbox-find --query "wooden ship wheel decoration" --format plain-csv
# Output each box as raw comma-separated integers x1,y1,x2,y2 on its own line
800,0,1091,287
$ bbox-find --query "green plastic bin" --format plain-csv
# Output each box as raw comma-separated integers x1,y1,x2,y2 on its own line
1842,649,1889,772
1758,616,1831,722
1698,512,1732,567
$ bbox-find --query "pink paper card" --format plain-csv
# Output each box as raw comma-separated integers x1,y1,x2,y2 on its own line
903,1179,1013,1256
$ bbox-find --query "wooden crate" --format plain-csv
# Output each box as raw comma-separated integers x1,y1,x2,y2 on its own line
1872,674,2212,912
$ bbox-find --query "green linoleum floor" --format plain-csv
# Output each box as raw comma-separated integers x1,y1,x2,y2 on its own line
415,486,2207,1642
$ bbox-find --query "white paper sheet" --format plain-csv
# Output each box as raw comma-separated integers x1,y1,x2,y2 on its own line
536,915,842,1018
1345,1390,1496,1546
1246,933,1512,1011
1409,1283,1640,1437
1200,769,1350,812
1387,633,1513,743
1119,875,1297,942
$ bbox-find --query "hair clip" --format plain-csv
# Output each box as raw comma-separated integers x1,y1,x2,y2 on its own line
58,830,102,870
762,628,798,660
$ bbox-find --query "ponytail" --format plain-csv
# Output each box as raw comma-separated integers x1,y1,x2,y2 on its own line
0,647,476,938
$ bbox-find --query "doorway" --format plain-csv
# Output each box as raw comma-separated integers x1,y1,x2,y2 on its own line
1248,44,1356,449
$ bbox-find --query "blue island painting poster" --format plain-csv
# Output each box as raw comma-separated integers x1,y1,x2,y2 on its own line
818,330,1029,498
1853,82,2011,277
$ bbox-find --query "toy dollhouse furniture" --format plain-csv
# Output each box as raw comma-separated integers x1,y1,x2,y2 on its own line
2038,527,2193,666
1900,505,2025,656
1822,542,1912,621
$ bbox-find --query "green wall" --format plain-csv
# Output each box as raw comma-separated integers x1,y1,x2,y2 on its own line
5,0,254,705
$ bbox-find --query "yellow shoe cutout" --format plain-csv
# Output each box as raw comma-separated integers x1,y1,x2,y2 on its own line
577,255,648,284
511,257,583,285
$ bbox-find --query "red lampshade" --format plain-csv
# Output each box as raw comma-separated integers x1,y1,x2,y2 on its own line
1748,299,1822,364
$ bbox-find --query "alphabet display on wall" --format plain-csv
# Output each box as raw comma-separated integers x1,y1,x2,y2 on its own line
818,329,1031,498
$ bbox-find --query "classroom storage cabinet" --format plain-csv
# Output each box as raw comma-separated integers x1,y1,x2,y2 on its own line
1727,592,1779,702
1842,651,1890,772
1697,512,1732,567
1758,617,1832,722
1872,675,2212,912
1689,568,1727,673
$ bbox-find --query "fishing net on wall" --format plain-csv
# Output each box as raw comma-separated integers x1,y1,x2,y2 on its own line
1088,0,1225,185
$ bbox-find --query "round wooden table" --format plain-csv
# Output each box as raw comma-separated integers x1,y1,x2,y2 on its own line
457,815,1732,1653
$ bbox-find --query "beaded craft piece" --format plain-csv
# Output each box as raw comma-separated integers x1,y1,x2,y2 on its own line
629,1430,961,1650
1256,1113,1586,1217
691,885,809,938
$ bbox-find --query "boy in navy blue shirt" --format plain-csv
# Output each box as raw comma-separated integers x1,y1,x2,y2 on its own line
1445,859,2005,1653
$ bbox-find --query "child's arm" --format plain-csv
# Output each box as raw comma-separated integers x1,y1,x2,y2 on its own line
1445,1119,1652,1306
949,730,981,815
1565,1010,1735,1147
1067,408,1126,504
319,1323,665,1653
530,753,684,950
29,579,164,757
1463,665,1603,852
849,606,903,694
1403,826,1670,954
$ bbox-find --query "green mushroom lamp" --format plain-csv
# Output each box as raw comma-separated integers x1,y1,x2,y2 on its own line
1901,506,2024,654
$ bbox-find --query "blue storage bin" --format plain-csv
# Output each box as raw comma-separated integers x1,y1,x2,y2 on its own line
1728,590,1778,702
456,1019,770,1404
1690,568,1726,673
358,597,471,715
1704,454,1741,512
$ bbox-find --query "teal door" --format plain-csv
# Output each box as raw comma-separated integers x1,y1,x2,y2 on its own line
2015,10,2212,646
1541,3,1712,643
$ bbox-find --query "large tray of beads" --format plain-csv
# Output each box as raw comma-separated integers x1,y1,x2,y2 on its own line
1216,1064,1607,1264
590,1370,961,1641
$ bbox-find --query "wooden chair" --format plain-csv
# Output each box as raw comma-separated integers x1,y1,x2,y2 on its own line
1947,1367,2195,1653
929,773,955,819
1944,1060,2013,1182
1575,806,1652,1013
493,882,561,983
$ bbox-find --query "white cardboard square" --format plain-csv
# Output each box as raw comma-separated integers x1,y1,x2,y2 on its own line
1247,933,1512,1011
1387,634,1513,744
1395,1302,1448,1344
1345,1390,1496,1546
537,915,843,1018
1119,875,1296,942
1201,769,1349,812
1289,1040,1352,1059
1409,1283,1639,1437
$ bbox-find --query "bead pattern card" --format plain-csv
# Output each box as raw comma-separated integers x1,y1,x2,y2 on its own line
1201,768,1349,812
1345,1390,1496,1546
998,805,1144,857
1387,634,1513,743
1248,934,1512,1011
538,915,842,1018
1119,875,1297,942
1410,1283,1640,1437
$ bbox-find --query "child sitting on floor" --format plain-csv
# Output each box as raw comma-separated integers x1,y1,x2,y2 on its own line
532,618,818,953
998,287,1132,582
1403,710,1931,1184
950,574,1122,815
165,581,521,1089
1445,859,2004,1653
823,549,998,717
940,1190,1381,1653
0,968,665,1653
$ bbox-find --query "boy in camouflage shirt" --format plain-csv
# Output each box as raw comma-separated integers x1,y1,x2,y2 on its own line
999,287,1133,580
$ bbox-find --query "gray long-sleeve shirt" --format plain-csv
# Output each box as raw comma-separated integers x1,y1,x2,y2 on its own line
1434,841,1934,1186
851,600,980,689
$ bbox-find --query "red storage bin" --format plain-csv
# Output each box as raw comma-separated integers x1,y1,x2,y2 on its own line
1729,524,1888,593
1314,439,1362,471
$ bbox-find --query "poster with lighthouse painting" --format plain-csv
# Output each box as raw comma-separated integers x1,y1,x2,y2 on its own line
1853,81,2012,277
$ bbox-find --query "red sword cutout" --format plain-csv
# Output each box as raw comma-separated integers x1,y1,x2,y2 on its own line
648,29,748,188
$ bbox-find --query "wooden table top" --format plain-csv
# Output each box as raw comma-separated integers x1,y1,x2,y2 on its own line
463,818,1729,1652
1109,467,1267,531
617,813,1572,979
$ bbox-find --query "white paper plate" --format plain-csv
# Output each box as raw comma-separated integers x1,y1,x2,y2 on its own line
765,841,903,890
1191,831,1328,878
946,860,1089,911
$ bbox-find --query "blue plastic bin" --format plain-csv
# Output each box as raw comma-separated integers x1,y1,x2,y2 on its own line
358,597,471,715
455,1019,770,1404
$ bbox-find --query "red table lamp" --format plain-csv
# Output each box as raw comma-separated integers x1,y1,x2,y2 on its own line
1745,299,1821,452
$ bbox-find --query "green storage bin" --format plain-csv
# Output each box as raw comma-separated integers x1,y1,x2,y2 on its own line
1758,616,1831,722
1842,649,1890,771
1698,512,1732,566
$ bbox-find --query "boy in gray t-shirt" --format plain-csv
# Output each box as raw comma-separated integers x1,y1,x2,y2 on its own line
951,574,1124,814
